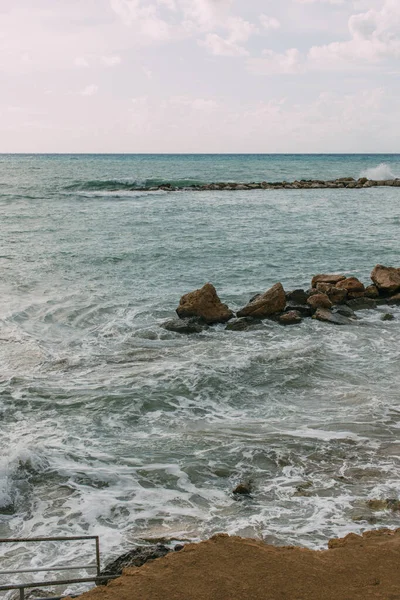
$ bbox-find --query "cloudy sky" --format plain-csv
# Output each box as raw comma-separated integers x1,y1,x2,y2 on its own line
1,0,399,152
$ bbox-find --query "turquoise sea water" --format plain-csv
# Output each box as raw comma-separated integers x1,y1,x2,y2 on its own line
1,154,400,594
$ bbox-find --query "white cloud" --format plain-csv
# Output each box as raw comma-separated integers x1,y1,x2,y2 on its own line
170,95,218,110
308,0,400,65
80,84,99,96
259,15,281,30
101,55,122,67
295,0,344,4
248,48,302,74
110,0,171,41
200,16,257,56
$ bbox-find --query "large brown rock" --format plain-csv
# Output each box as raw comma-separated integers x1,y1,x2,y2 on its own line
371,265,400,294
311,273,345,288
307,293,332,310
336,277,365,293
176,283,233,324
237,283,286,318
315,282,347,305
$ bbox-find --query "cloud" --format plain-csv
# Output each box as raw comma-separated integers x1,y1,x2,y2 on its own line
295,0,345,4
259,15,281,30
170,95,219,110
248,48,302,74
101,55,122,66
200,16,257,56
110,0,171,41
75,57,89,68
81,84,99,96
308,0,400,65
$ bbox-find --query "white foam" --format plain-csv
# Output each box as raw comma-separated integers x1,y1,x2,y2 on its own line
360,163,397,180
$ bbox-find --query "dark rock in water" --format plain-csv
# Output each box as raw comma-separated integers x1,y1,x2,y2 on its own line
387,292,400,305
371,264,400,294
237,283,286,318
381,313,395,321
333,305,357,319
225,317,262,331
307,293,332,311
346,297,377,311
284,302,313,317
313,308,352,325
311,273,346,288
232,481,252,495
176,282,233,324
162,318,207,334
286,289,309,304
278,311,302,325
364,284,380,299
367,498,400,512
96,544,171,585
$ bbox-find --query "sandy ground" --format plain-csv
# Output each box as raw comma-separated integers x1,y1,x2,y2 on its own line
72,529,400,600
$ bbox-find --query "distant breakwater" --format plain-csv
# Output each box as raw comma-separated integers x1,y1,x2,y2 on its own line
139,177,400,192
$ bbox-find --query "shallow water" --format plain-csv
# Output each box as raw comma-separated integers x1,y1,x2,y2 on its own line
1,154,400,595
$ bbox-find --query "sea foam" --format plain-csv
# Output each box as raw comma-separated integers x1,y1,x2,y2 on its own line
360,163,397,180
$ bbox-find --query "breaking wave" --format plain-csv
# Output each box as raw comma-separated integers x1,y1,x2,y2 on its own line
360,163,397,181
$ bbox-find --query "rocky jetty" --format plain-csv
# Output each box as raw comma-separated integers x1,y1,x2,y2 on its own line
164,264,400,332
141,177,400,192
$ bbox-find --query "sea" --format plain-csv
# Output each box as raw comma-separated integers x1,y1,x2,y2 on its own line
1,154,400,596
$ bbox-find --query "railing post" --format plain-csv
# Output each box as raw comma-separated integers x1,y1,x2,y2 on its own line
19,586,25,600
95,537,101,576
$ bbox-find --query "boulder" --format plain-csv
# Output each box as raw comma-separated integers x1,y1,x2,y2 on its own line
371,265,400,294
162,318,207,334
313,308,352,325
364,284,379,299
316,282,347,305
381,313,395,321
346,297,377,311
278,311,302,325
333,305,357,319
336,277,365,293
307,293,332,310
387,293,400,305
286,289,309,304
311,273,346,288
225,317,262,331
237,283,286,319
232,481,252,496
284,302,313,317
176,283,233,324
96,544,171,585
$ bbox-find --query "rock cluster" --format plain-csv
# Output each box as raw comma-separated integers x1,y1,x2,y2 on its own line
162,264,400,333
143,178,400,192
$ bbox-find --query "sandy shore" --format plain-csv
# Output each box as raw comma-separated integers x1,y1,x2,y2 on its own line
71,529,400,600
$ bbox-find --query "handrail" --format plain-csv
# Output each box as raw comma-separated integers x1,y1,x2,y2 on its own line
0,536,114,600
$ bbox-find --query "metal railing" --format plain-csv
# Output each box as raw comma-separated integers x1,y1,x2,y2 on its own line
0,536,114,600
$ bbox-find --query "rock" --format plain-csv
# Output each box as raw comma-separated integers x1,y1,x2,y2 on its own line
279,311,302,325
347,291,366,300
286,289,309,304
367,499,400,512
225,317,262,331
311,274,346,288
313,308,352,325
346,297,377,311
237,283,286,319
387,293,400,305
307,293,332,310
162,318,207,334
176,283,233,324
96,544,171,586
284,303,313,317
358,177,368,184
381,313,395,321
316,283,347,305
336,277,365,293
365,284,380,299
232,482,252,495
371,264,400,294
333,305,357,319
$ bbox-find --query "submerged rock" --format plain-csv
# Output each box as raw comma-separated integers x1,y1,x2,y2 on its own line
162,318,207,334
237,283,286,319
333,305,357,319
387,292,400,305
367,499,400,512
232,481,252,496
313,308,352,325
96,544,171,586
346,297,377,311
371,264,400,294
278,310,302,325
225,317,262,331
381,313,395,321
176,283,233,324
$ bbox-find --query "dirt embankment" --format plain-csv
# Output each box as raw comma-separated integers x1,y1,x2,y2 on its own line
72,528,400,600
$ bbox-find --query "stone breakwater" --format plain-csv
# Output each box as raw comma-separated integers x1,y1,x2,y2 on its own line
163,264,400,333
143,177,400,191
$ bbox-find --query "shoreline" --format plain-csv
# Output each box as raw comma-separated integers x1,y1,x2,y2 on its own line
70,529,400,600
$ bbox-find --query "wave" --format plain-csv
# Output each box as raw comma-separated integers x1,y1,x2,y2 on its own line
360,163,398,181
65,178,205,192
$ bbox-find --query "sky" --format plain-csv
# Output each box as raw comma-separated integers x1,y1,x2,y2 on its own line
0,0,399,152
